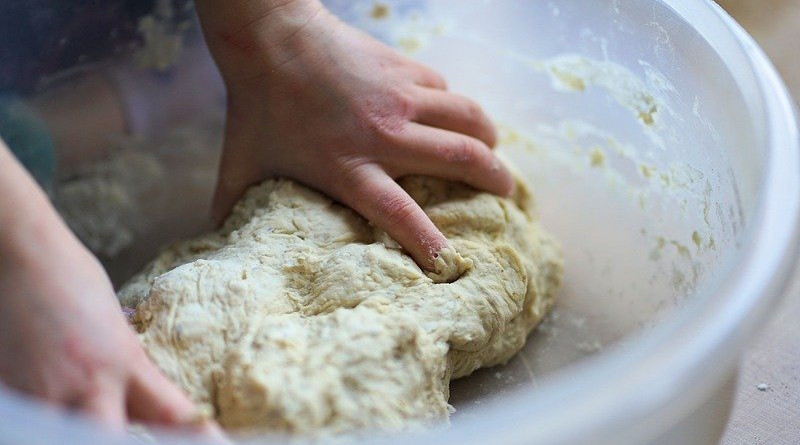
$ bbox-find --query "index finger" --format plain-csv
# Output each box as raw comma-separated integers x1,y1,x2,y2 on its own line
332,164,448,272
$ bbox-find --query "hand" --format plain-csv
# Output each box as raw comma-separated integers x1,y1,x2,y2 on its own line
196,0,514,271
0,160,212,432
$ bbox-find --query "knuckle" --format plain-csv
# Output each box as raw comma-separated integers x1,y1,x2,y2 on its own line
362,110,404,140
444,138,480,164
359,90,413,139
335,156,371,185
464,100,485,123
420,66,447,88
62,334,123,380
387,90,415,126
392,89,415,115
63,334,94,368
333,159,376,200
379,194,419,229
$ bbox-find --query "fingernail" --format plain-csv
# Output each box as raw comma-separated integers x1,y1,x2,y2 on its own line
427,245,471,283
426,239,448,271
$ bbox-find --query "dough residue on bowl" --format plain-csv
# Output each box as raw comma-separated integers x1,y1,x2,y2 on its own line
119,175,562,436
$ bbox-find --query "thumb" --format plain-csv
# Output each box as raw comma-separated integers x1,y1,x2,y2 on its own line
210,116,263,226
126,358,218,435
211,156,254,226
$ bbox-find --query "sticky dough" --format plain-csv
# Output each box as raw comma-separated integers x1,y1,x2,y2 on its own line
119,176,563,435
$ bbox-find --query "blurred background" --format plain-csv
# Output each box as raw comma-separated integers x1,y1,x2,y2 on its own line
716,1,800,444
717,1,800,99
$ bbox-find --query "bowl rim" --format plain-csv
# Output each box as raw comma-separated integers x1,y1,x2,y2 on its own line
0,1,797,444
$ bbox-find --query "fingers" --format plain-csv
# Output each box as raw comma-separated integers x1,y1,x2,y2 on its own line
385,123,514,196
78,375,126,430
410,88,497,147
333,165,448,271
126,359,198,426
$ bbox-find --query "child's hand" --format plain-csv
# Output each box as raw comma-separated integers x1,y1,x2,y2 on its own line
0,221,211,430
197,0,513,271
0,145,218,433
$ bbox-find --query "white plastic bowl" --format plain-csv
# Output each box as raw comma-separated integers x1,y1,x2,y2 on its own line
0,0,797,444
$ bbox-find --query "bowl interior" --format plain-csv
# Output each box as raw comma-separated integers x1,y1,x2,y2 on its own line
0,0,769,440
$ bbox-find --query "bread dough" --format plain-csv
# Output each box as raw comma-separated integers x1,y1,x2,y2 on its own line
119,176,562,435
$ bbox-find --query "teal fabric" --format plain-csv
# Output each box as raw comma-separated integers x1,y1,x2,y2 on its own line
0,95,56,189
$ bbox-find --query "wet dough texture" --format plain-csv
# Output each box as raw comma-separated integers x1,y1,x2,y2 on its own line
119,176,562,435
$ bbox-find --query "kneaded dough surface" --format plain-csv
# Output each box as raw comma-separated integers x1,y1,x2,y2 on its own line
120,176,562,435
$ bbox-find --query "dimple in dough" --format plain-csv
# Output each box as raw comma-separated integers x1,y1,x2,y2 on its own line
119,176,563,436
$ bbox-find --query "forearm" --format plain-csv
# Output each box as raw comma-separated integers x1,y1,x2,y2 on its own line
0,140,69,265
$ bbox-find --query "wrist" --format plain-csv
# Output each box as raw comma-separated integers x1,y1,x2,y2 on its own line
195,0,327,83
195,0,323,47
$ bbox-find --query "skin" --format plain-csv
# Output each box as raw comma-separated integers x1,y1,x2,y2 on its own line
0,143,219,435
195,0,513,270
0,0,511,432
